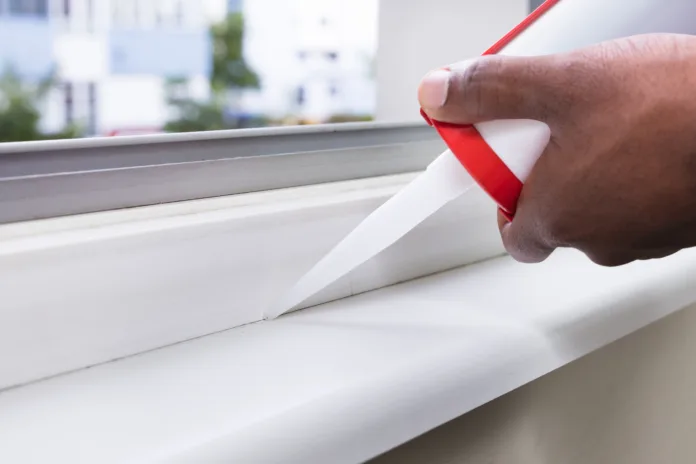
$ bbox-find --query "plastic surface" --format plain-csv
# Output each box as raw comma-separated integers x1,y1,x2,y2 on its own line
3,249,696,463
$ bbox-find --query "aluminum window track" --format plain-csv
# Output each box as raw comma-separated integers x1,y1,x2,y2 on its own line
0,122,445,224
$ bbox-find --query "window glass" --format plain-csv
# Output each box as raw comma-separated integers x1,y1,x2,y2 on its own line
0,0,379,142
0,0,537,143
9,0,48,16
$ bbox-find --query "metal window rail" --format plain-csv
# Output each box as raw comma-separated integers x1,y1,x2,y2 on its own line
0,122,444,224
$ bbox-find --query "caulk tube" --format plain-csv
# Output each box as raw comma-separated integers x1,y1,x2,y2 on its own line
425,0,696,220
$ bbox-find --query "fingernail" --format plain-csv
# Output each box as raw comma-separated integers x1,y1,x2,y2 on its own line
419,69,450,110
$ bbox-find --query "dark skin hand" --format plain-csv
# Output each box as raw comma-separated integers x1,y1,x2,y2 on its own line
418,33,696,267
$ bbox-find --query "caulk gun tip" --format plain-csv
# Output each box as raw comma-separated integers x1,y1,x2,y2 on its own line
263,302,289,321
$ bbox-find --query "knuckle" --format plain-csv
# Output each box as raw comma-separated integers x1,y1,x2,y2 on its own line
452,57,501,119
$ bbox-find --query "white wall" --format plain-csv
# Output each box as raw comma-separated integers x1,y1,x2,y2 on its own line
376,0,528,122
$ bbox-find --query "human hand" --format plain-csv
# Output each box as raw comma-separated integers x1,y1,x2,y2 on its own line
419,34,696,266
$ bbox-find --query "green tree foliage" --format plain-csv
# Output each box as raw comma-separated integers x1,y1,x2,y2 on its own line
164,94,227,134
0,68,78,142
210,12,260,93
327,114,374,123
165,12,261,133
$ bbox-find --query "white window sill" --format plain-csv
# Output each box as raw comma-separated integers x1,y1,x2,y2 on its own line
0,172,501,390
2,248,695,463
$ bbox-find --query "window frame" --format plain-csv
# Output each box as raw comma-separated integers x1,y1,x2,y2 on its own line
0,122,443,224
0,157,502,391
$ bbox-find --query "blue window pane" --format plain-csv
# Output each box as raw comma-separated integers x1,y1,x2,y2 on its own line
228,0,243,13
0,16,52,78
9,0,47,16
110,30,212,77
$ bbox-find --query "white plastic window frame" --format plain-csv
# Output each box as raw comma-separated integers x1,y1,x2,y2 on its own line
0,123,511,392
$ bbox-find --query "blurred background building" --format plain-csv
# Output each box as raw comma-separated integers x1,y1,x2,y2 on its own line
237,0,376,124
0,0,377,141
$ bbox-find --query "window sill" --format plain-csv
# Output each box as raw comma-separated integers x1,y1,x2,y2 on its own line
0,172,501,390
1,249,695,463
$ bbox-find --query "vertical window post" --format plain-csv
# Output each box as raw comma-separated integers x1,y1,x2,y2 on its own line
64,82,74,128
88,82,97,136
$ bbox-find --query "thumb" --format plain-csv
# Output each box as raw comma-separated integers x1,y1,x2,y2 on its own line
419,55,561,125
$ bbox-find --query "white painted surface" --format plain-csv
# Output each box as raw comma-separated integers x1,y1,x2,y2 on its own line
1,249,695,463
376,0,528,122
0,173,501,390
